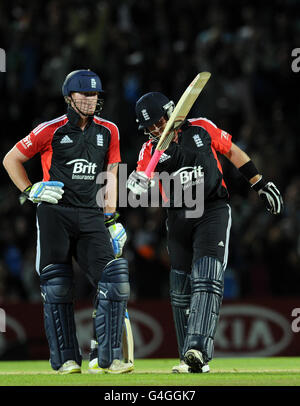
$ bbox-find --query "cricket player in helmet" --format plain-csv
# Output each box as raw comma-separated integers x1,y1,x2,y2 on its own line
127,90,283,373
3,69,132,374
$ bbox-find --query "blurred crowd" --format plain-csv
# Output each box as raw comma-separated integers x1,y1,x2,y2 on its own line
0,0,300,304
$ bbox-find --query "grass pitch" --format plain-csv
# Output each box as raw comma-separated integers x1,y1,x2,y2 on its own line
0,358,299,386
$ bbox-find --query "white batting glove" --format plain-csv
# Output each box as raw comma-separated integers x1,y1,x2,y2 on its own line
252,178,283,215
20,181,64,205
104,212,127,257
126,170,154,195
108,223,127,258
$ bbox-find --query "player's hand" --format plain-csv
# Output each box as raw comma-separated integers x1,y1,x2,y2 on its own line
104,212,127,257
126,170,154,195
20,181,64,205
252,178,283,215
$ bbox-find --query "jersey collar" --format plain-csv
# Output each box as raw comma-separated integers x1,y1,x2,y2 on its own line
67,106,93,129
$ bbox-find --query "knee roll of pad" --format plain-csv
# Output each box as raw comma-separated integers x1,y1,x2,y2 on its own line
184,257,225,362
191,256,224,297
98,258,130,301
170,269,191,307
95,258,130,368
170,269,191,360
40,264,81,370
40,264,74,303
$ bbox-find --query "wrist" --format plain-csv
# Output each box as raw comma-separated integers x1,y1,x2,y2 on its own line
251,176,266,192
23,184,32,193
19,184,33,205
249,174,262,185
104,211,120,227
239,161,260,183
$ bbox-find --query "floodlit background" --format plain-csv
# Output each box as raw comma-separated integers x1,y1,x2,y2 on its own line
0,0,299,306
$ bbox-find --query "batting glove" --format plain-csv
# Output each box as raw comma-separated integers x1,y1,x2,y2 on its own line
126,170,154,195
20,181,64,205
252,178,283,215
104,212,127,257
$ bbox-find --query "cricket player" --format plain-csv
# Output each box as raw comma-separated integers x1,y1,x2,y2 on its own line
127,92,283,373
3,69,133,374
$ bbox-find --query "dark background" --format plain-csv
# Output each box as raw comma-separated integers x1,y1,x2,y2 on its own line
0,0,299,305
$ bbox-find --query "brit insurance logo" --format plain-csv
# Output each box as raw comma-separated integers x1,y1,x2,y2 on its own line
66,158,97,180
172,165,204,190
20,135,32,149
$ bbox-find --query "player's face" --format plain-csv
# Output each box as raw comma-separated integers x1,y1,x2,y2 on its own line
147,117,167,137
70,92,99,117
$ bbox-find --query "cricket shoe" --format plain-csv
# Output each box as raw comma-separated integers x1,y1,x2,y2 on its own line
88,358,134,374
58,360,81,374
172,360,210,374
184,349,206,373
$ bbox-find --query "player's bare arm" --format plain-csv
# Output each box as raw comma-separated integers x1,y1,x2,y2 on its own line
224,141,283,215
104,162,119,214
3,145,64,205
224,142,261,185
3,146,32,191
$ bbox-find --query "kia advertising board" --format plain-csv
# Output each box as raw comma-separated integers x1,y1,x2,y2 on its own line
0,299,300,360
215,304,294,357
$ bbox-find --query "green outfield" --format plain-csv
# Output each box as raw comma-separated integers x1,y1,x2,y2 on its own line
0,358,299,386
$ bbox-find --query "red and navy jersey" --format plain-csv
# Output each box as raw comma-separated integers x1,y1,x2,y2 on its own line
16,109,121,208
136,118,232,206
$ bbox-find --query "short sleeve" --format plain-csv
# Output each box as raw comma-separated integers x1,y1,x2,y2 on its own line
190,118,232,154
16,122,54,158
137,141,153,171
106,124,121,164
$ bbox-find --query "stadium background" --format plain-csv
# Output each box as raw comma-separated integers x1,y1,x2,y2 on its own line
0,0,300,360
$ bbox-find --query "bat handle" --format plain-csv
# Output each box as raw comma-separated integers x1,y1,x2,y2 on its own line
145,150,164,178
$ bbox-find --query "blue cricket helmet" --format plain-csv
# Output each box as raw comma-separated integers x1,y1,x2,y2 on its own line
62,69,104,96
135,92,174,130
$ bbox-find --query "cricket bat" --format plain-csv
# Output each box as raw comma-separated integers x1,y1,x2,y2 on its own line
144,72,211,178
122,308,134,363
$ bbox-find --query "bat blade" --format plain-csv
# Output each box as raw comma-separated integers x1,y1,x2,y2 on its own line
122,309,134,364
156,71,211,151
144,72,211,178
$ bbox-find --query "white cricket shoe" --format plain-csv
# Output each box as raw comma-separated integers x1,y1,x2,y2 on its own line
58,360,81,374
88,358,134,374
172,360,210,374
184,349,207,373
